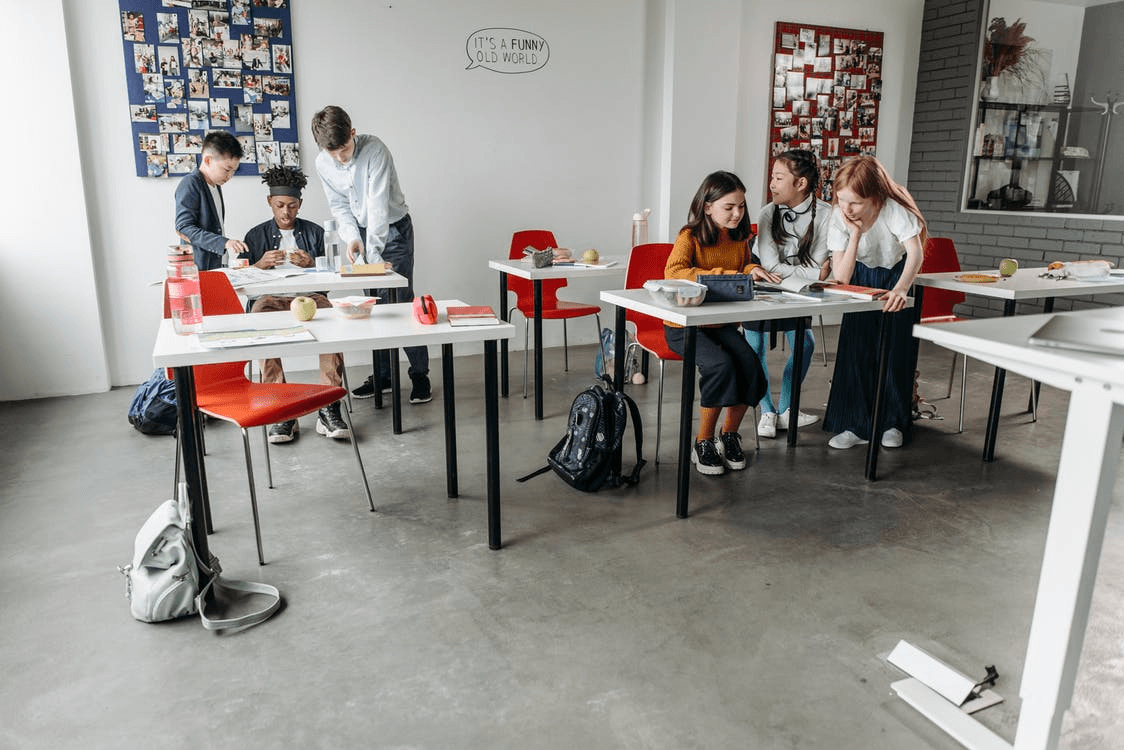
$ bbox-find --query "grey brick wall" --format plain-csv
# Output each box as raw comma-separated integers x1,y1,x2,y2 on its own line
908,0,1124,317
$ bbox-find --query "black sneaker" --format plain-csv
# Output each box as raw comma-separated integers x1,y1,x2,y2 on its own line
717,431,746,470
316,402,351,439
691,438,725,475
409,374,432,404
352,375,392,399
267,420,298,444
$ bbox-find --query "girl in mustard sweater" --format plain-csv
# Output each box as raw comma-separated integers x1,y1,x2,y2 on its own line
665,171,780,476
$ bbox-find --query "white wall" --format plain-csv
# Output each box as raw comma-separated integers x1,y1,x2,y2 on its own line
3,0,923,399
0,0,109,400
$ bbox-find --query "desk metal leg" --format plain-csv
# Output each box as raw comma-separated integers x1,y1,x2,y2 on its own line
908,285,926,442
391,347,402,434
499,273,509,398
484,340,501,549
983,299,1018,462
865,312,891,481
1013,392,1124,749
172,366,212,583
442,343,458,498
533,279,544,420
1027,298,1054,418
787,317,807,448
676,327,697,519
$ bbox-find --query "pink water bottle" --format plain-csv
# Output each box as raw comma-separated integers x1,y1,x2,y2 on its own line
167,245,203,335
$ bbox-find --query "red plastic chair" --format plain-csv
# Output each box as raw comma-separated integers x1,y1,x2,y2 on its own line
919,237,969,432
623,243,682,463
507,230,602,396
165,271,373,564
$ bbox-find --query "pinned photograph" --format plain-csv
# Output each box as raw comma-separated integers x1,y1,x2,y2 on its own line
237,136,257,161
792,99,810,116
213,68,241,87
851,74,867,90
828,137,840,157
147,153,168,178
174,133,204,153
158,46,180,77
142,74,165,103
253,17,283,38
182,38,204,67
188,9,209,38
253,112,273,139
772,87,785,108
254,0,288,7
158,113,189,133
818,34,831,56
157,13,179,42
780,32,797,49
121,11,145,42
187,101,209,129
222,40,241,67
211,18,231,44
263,75,290,96
813,57,832,74
138,132,168,154
774,111,793,127
164,78,185,108
243,74,263,103
270,99,291,129
799,28,816,45
134,44,155,74
256,140,281,171
859,126,875,142
232,2,250,25
202,39,222,66
169,153,197,174
188,69,208,98
209,97,231,126
131,104,157,122
280,142,299,167
235,104,254,132
272,44,291,73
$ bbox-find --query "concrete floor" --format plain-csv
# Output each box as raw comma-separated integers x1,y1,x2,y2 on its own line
1,334,1122,749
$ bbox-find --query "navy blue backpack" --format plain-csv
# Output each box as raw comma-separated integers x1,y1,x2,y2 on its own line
128,370,178,436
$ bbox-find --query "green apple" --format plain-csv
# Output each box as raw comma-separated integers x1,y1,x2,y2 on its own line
291,296,317,321
581,248,600,264
999,258,1018,277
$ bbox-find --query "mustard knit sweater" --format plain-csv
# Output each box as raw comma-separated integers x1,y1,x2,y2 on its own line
663,227,759,327
665,227,758,280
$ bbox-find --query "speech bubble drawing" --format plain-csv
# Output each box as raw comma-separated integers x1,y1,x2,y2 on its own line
465,28,550,74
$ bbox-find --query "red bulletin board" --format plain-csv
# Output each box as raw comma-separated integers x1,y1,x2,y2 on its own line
767,22,884,202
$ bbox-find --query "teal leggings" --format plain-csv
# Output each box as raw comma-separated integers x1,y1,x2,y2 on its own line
744,328,815,414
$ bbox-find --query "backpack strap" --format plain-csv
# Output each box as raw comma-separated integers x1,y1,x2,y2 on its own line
617,392,646,487
197,573,282,632
515,465,553,483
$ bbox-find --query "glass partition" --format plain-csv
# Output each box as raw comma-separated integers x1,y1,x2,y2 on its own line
963,0,1124,218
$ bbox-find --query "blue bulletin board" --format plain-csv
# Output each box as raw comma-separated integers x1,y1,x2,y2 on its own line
118,0,300,178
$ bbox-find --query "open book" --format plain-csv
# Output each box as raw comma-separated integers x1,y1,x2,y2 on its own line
755,275,826,302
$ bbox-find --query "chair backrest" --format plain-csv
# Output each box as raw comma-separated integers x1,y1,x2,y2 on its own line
507,229,566,308
920,237,966,320
624,242,679,360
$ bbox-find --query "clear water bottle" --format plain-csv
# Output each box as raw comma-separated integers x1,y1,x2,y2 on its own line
167,245,202,335
631,208,651,247
323,218,343,271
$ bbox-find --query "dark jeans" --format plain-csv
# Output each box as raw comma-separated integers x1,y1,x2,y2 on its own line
361,215,429,379
664,323,766,408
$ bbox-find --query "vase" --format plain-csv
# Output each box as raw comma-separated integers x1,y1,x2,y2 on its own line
981,76,1001,101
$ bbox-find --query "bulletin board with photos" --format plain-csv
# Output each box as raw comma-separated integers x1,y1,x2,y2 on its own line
118,0,299,179
768,22,884,202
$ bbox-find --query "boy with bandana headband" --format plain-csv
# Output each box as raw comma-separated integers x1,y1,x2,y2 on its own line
238,166,350,444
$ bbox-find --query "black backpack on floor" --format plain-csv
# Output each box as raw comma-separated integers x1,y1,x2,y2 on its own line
519,376,645,492
128,369,178,436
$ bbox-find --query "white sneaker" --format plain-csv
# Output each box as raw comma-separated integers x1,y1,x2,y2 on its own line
881,428,904,448
757,411,778,438
777,409,819,430
828,430,869,449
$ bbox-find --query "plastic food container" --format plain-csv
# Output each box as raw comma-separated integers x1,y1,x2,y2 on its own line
643,279,707,307
332,297,378,319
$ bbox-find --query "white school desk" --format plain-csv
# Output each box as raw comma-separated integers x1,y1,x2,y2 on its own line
488,258,626,420
910,307,1124,750
152,299,516,586
231,268,413,431
912,267,1124,462
599,289,903,517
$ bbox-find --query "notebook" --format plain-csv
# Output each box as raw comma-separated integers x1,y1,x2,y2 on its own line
1027,315,1124,357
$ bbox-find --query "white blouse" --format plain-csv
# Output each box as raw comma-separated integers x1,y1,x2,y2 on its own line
754,195,831,282
826,198,921,269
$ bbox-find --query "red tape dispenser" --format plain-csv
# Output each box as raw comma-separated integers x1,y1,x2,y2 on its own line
412,294,438,325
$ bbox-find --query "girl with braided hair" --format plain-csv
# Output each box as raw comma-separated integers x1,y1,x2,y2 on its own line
823,155,927,450
746,149,832,438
